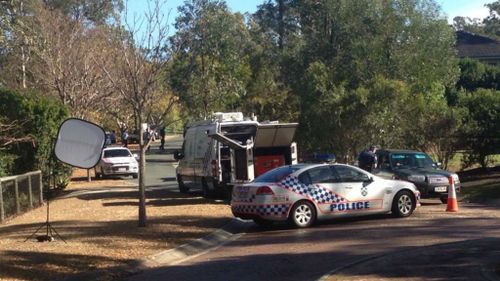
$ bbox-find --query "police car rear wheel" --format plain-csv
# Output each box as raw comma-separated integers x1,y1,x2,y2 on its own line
392,190,415,217
289,201,316,228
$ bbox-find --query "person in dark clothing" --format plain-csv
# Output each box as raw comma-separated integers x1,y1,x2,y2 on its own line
110,130,116,144
358,145,377,172
159,127,166,150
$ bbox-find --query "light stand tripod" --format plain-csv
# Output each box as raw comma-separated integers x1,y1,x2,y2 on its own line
25,141,66,243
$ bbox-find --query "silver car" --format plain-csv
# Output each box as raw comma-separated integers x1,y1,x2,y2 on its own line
95,147,138,179
231,163,420,228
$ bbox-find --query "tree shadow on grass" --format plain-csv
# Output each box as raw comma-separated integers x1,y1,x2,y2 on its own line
1,216,231,245
0,250,129,281
74,188,226,207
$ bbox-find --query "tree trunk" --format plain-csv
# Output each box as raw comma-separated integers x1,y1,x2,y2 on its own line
138,112,147,227
278,0,284,50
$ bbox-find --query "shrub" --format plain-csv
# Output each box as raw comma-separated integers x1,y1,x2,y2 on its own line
0,88,70,187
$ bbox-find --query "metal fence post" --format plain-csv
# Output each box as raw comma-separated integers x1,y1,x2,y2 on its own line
14,178,20,215
0,178,4,222
28,174,33,208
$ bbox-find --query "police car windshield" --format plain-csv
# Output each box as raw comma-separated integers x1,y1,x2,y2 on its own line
253,165,306,183
390,153,434,169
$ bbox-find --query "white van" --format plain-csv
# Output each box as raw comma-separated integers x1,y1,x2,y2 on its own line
174,112,298,197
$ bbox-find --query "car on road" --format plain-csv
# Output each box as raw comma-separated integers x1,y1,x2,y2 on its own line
231,163,420,228
95,147,139,179
373,149,460,203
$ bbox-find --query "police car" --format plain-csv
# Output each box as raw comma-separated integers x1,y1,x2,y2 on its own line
231,163,420,228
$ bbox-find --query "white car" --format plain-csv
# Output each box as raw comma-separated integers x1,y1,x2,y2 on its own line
95,147,139,179
231,163,420,228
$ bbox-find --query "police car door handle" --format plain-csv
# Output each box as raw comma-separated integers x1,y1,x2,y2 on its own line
345,186,353,189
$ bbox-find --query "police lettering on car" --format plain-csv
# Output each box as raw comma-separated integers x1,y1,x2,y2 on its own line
330,201,370,212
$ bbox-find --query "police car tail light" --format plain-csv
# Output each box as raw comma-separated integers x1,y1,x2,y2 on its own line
256,186,274,195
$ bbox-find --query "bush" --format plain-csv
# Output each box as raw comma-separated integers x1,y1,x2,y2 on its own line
458,88,500,168
0,88,70,187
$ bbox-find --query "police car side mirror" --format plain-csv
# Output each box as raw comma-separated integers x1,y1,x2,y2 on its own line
174,150,184,160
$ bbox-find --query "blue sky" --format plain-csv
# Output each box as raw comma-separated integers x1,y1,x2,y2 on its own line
125,0,495,33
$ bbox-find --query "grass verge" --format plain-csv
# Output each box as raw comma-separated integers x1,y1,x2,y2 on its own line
461,182,500,203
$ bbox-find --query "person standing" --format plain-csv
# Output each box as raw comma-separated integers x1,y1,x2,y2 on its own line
358,145,377,172
122,130,129,148
159,127,166,150
110,130,116,144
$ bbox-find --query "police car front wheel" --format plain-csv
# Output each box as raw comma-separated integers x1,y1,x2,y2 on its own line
392,190,415,218
289,200,316,228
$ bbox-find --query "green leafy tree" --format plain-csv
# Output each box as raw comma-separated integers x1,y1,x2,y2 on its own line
484,0,500,38
242,16,300,122
169,0,252,118
453,0,500,39
274,0,459,158
458,89,500,168
42,0,123,24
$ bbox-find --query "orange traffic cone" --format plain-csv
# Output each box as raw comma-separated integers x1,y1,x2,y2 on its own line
446,176,459,212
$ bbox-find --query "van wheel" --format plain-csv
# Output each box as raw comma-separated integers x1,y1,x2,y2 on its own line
440,195,448,204
178,175,189,193
202,177,213,198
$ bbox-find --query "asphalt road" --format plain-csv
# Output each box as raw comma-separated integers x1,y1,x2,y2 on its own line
127,136,182,192
127,203,500,281
124,137,500,281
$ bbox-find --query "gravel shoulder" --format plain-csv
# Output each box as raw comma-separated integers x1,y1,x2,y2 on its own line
0,170,232,281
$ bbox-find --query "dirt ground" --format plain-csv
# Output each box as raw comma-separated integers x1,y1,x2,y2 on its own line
0,169,232,281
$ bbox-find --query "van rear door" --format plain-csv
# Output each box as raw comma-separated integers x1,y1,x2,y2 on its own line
254,123,298,148
253,123,298,176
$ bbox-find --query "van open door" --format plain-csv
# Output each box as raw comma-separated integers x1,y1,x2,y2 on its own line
253,123,298,176
208,123,298,182
254,123,298,148
208,132,253,183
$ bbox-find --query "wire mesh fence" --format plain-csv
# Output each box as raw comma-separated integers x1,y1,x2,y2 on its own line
0,171,43,223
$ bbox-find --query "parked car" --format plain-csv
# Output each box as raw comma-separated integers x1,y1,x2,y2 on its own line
373,149,460,203
95,147,138,179
231,163,420,228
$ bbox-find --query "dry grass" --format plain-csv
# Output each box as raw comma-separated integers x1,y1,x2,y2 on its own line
0,169,232,281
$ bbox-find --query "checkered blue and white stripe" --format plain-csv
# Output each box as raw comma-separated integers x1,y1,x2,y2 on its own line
280,176,344,204
232,204,290,217
237,194,256,203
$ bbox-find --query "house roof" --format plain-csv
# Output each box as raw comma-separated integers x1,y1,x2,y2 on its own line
456,30,500,60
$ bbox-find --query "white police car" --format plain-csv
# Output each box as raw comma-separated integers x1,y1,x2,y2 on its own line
231,163,420,228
